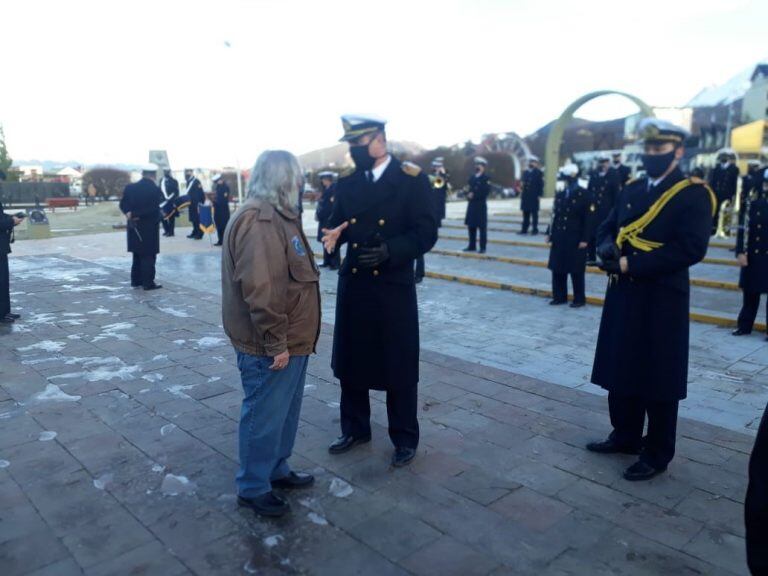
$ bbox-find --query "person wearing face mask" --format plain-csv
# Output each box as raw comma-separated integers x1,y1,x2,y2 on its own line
463,157,491,252
321,115,438,468
545,163,590,307
586,155,618,262
709,149,739,234
519,156,544,235
184,168,205,239
415,158,449,282
732,168,768,338
608,152,631,192
587,118,717,482
315,171,340,270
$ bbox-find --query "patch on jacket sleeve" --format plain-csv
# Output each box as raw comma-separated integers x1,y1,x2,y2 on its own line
291,235,306,256
401,161,422,177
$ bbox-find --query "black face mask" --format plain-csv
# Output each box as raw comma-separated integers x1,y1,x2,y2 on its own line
613,160,621,166
349,144,377,171
641,150,676,179
475,167,483,175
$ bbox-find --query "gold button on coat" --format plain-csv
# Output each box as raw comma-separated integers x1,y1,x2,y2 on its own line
350,218,357,224
378,219,385,226
352,243,358,249
373,270,379,276
352,268,358,274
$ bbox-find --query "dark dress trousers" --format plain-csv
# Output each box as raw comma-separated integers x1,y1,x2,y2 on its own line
213,181,231,243
735,190,768,332
327,157,437,447
746,402,768,575
120,178,163,288
520,166,543,233
0,200,14,318
464,172,490,250
591,168,713,468
547,181,590,304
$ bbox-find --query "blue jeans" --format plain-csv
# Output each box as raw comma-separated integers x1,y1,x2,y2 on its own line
235,351,308,498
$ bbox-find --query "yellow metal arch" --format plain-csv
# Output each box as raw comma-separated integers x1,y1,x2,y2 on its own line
544,90,654,197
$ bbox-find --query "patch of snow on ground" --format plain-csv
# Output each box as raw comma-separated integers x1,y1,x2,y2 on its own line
161,474,196,496
38,431,57,442
0,460,9,468
307,512,328,526
93,473,113,490
263,535,284,548
160,424,177,436
88,307,110,315
158,307,190,318
35,384,81,403
194,337,226,348
142,373,164,383
17,340,66,353
328,477,353,498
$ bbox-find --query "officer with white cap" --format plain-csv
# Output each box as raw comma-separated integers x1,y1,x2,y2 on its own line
315,171,339,269
519,155,544,234
119,164,164,290
586,154,618,261
464,156,490,252
709,147,739,233
588,117,717,481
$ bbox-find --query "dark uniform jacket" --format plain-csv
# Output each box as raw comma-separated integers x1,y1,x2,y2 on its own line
0,200,14,256
709,163,739,203
119,178,163,256
588,170,619,229
608,163,631,191
736,190,768,293
315,183,336,242
746,402,768,575
520,167,544,212
430,175,448,223
185,177,205,217
214,182,231,214
464,172,490,227
591,168,713,402
546,181,590,274
327,157,438,391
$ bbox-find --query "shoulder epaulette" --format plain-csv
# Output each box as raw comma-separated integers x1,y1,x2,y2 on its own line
401,161,422,177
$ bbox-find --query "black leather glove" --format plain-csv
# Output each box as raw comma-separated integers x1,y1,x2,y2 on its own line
597,241,620,262
597,258,621,274
357,242,389,268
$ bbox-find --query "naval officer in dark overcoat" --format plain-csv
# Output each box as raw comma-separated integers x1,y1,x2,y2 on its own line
463,156,490,253
321,115,438,467
315,171,340,270
586,155,619,261
119,165,164,290
587,118,716,481
519,155,544,235
733,168,768,338
546,163,590,307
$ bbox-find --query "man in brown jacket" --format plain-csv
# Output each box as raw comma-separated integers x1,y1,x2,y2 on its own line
221,150,321,517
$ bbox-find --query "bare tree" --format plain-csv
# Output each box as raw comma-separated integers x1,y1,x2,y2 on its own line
81,168,131,200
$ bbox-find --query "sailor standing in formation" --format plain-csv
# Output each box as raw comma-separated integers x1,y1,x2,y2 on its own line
588,118,716,481
586,155,618,262
709,148,739,234
315,171,340,270
415,157,448,282
519,155,543,235
321,115,437,467
733,168,768,338
463,156,490,253
159,169,179,237
185,168,205,240
212,174,231,246
546,163,590,307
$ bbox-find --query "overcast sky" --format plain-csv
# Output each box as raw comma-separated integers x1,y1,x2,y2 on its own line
2,0,766,168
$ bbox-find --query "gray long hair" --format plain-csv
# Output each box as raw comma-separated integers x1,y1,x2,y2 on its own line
246,150,303,211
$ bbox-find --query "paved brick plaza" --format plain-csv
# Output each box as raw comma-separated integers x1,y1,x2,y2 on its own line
0,215,760,574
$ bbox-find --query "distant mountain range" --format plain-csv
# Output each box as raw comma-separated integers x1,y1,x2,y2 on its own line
12,159,145,173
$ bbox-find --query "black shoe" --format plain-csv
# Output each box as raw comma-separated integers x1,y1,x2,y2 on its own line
415,276,424,284
732,328,751,336
0,316,14,324
186,234,195,238
391,447,416,468
462,247,476,252
143,284,163,291
213,242,223,246
318,263,329,268
517,230,528,235
6,313,20,320
623,460,666,481
478,249,486,254
328,435,372,454
549,299,567,306
271,471,315,490
569,301,586,308
531,230,539,235
586,438,641,455
237,492,289,517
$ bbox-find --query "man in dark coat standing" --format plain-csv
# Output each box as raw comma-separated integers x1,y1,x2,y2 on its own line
415,157,449,282
519,156,544,235
321,115,438,467
212,174,231,246
746,402,768,575
709,149,739,234
315,171,340,270
586,155,619,261
0,172,24,324
733,168,768,337
546,163,590,307
587,118,716,481
464,156,490,253
159,169,179,237
184,168,205,240
120,166,164,291
607,152,631,191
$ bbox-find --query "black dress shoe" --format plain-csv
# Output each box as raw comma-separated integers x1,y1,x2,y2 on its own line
318,263,329,268
623,460,666,481
586,438,641,455
478,249,486,254
732,328,751,336
415,276,424,284
462,247,476,252
531,230,539,235
549,299,567,306
272,471,315,490
6,313,20,319
391,447,416,467
143,284,163,291
237,491,289,517
328,435,371,454
186,234,195,238
0,316,14,324
213,242,223,246
569,301,586,308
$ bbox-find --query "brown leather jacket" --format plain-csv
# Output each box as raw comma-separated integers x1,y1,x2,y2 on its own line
221,198,320,357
